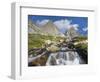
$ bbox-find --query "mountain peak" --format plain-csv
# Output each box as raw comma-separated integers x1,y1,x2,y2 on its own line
28,20,42,34
40,20,61,35
28,20,65,37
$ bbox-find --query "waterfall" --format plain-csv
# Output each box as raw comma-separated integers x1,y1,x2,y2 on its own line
46,47,80,65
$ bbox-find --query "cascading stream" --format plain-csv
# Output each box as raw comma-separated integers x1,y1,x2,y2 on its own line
46,47,82,65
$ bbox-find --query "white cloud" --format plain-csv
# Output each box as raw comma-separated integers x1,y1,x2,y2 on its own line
72,24,79,31
36,19,49,26
54,19,79,31
82,27,88,32
54,19,71,30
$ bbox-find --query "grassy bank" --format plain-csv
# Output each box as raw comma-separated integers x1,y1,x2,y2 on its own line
28,34,65,49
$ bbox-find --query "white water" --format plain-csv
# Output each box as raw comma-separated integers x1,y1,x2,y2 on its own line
46,48,81,65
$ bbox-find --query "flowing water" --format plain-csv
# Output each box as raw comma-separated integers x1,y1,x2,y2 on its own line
46,47,83,65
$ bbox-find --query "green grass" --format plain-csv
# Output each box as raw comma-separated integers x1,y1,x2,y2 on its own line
73,36,87,42
75,43,87,50
28,34,65,49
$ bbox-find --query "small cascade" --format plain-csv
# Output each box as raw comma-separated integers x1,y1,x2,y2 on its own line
46,47,81,65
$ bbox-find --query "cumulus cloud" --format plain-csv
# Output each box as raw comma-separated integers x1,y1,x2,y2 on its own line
36,19,49,26
82,27,88,32
72,24,79,31
54,19,71,30
54,19,79,31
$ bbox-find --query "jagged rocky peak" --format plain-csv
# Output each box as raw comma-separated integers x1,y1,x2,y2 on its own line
65,26,79,40
40,20,62,36
28,20,65,37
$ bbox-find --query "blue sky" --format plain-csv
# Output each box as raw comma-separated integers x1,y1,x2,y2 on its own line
28,15,88,36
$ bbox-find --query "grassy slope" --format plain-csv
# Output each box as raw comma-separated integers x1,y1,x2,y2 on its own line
28,34,65,49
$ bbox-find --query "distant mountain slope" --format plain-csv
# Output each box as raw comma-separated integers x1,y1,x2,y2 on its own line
40,21,65,36
28,20,42,34
28,20,65,37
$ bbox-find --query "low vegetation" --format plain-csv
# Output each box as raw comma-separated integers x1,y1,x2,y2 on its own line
28,34,65,49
